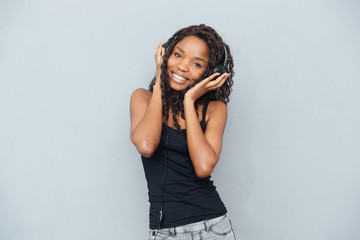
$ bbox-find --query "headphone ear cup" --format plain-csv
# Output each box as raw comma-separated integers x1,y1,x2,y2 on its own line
211,64,227,81
213,64,227,75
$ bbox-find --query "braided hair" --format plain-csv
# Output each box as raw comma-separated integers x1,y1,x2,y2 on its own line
148,24,235,133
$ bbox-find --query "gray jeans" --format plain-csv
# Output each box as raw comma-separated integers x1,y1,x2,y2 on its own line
148,214,236,240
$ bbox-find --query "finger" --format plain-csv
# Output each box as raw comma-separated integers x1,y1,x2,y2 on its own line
220,72,230,82
207,73,228,84
155,43,161,55
207,81,225,92
206,73,229,90
215,73,229,86
204,72,221,82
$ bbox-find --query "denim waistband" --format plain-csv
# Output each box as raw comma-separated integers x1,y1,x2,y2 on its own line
151,213,229,235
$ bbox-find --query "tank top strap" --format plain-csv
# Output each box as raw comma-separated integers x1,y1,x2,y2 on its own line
202,99,211,122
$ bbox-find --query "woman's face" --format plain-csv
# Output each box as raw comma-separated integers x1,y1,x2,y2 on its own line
167,35,210,91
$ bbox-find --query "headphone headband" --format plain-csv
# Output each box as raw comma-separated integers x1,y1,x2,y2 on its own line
162,30,181,49
222,45,228,67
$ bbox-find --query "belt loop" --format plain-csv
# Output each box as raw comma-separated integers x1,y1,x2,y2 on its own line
169,227,176,237
204,220,209,232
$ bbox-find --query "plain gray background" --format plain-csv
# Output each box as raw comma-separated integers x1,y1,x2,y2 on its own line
1,0,359,239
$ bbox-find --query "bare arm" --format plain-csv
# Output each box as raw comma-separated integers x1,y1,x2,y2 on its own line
129,43,165,157
184,99,227,178
183,72,229,178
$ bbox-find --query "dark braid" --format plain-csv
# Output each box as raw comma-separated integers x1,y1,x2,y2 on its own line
148,24,235,133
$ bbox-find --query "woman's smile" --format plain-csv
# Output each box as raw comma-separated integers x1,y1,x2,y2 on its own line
171,72,189,84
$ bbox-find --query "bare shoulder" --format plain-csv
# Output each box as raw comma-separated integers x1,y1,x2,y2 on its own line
130,88,152,125
207,100,228,119
203,100,227,130
130,88,152,104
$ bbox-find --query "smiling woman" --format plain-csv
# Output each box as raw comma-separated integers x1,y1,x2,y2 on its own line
129,24,236,240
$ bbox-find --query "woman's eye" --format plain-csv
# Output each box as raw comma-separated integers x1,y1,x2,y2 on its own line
194,62,202,68
174,52,181,58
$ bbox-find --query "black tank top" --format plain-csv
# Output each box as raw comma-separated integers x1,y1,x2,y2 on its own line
141,100,227,229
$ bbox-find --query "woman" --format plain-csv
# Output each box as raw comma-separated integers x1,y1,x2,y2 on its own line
130,24,236,240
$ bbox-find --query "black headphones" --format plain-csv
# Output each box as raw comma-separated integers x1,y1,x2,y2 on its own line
162,30,229,77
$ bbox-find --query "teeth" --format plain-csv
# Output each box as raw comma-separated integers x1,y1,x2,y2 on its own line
173,73,186,81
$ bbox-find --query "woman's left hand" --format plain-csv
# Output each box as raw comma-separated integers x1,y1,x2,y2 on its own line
184,72,229,103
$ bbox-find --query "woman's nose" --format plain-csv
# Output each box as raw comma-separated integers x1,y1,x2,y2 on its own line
177,61,189,72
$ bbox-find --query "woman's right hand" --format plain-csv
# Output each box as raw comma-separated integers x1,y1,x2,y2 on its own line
155,42,165,68
154,42,165,86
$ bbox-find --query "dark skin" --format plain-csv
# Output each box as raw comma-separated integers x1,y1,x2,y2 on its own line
130,36,229,178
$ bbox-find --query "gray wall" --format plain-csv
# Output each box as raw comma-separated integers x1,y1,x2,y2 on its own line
1,0,359,239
